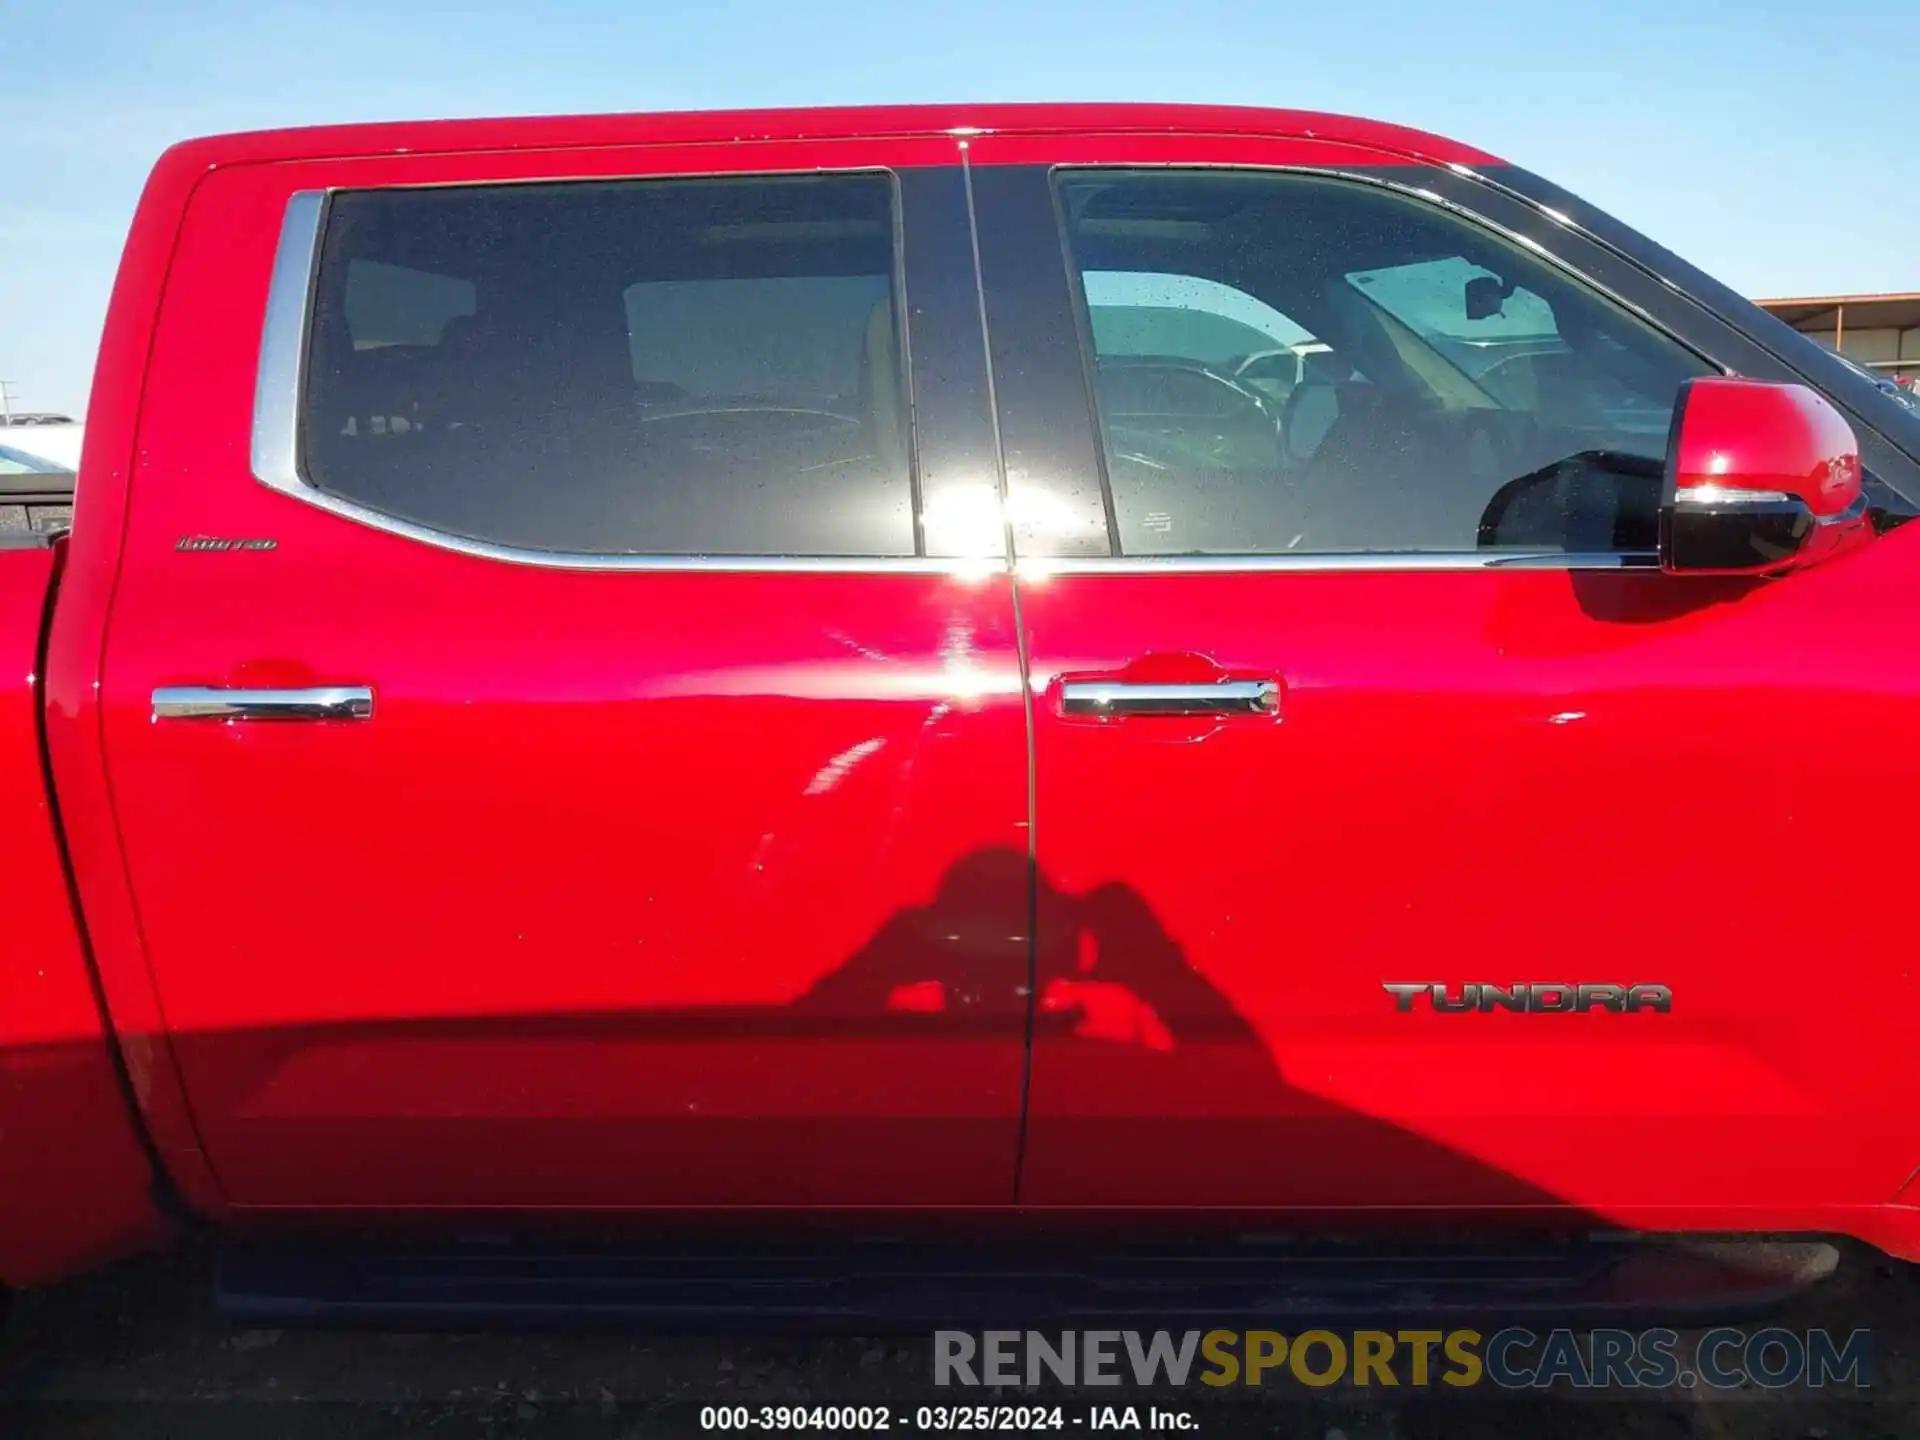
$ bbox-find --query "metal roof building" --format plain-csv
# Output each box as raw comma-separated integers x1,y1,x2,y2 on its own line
1754,292,1920,386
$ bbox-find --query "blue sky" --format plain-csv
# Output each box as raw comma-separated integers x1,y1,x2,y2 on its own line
4,0,1915,414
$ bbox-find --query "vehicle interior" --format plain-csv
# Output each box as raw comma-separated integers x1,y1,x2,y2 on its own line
1061,170,1710,556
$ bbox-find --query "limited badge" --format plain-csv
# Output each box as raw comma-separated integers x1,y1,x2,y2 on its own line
175,535,278,552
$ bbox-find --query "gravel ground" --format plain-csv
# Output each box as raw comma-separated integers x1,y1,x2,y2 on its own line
0,1242,1911,1438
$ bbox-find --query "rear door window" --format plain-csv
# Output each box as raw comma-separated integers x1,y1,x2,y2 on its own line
301,173,913,557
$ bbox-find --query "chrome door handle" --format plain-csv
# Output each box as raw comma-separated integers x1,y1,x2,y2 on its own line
151,686,374,721
1058,679,1280,717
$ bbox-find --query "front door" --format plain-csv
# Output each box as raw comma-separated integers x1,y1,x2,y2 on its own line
968,136,1920,1225
101,139,1036,1209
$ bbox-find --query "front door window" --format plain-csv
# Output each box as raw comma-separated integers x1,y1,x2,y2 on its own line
1055,170,1714,556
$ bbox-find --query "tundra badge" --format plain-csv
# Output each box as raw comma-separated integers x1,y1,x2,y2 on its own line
1384,982,1672,1013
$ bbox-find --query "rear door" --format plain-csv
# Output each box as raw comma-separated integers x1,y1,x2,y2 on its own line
967,132,1920,1222
102,137,1036,1209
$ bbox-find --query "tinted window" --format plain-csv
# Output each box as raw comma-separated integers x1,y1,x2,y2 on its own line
302,174,913,556
1057,171,1713,556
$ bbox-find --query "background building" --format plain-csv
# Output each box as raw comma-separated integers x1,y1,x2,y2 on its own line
1755,293,1920,388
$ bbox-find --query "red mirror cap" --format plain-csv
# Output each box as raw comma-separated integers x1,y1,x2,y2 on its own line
1671,377,1861,518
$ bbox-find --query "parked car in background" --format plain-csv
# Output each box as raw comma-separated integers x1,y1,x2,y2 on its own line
0,440,76,534
0,444,72,477
3,104,1920,1324
1833,351,1920,410
0,421,85,473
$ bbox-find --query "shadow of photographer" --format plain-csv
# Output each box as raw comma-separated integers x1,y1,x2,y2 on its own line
798,845,1564,1216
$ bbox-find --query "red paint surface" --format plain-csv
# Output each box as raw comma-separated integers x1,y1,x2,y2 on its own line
0,545,165,1285
1673,376,1862,515
1015,546,1920,1232
46,134,231,1217
152,102,1500,174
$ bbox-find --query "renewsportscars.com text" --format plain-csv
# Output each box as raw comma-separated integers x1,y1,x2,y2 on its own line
933,1328,1871,1392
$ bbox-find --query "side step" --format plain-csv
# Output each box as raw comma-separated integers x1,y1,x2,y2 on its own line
215,1235,1841,1332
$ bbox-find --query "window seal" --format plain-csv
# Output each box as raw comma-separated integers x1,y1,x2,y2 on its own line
252,181,949,573
1047,178,1123,556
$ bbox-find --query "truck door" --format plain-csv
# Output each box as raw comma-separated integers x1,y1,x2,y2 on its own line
97,138,1036,1209
965,132,1920,1225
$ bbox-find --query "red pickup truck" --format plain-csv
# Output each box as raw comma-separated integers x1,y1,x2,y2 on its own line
8,102,1920,1317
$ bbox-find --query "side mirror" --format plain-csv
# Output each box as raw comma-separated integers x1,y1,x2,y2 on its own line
1660,376,1871,575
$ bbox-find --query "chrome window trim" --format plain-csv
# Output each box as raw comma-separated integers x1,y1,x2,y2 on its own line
1021,550,1652,575
251,189,324,510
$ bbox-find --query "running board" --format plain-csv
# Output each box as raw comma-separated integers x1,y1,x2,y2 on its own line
215,1236,1841,1332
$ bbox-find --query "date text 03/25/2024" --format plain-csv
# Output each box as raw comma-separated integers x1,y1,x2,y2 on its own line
700,1406,1192,1431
